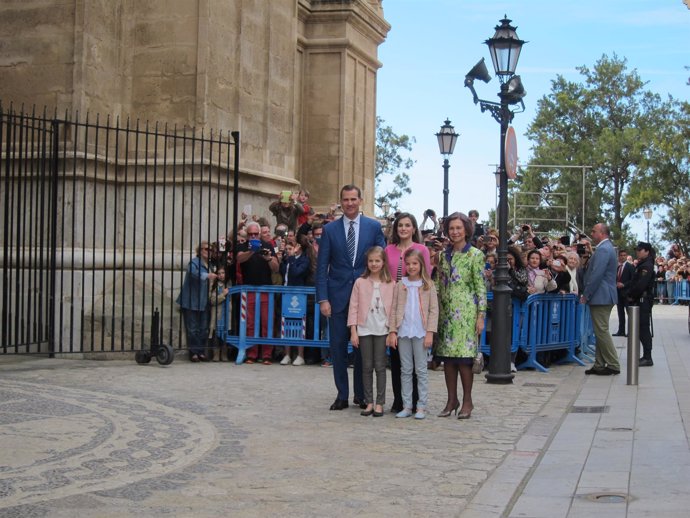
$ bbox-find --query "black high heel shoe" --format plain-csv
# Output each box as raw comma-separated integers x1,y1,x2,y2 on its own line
457,405,474,420
437,402,460,418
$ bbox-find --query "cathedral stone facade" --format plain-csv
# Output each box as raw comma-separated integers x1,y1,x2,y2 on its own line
0,0,389,212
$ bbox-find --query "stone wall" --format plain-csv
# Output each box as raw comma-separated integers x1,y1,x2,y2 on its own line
0,0,389,212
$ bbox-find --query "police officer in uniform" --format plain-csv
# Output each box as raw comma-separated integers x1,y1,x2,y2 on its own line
627,242,656,366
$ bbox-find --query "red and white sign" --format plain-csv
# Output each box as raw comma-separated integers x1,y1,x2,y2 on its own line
505,126,518,180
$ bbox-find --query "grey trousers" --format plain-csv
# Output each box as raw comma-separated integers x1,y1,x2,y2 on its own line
359,334,387,405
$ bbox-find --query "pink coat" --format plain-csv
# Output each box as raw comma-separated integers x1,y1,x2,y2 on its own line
347,277,395,327
384,243,432,281
388,280,439,334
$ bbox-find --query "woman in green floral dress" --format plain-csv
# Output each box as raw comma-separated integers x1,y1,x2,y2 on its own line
435,212,487,419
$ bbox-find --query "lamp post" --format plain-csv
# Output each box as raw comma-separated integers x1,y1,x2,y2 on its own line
435,119,459,217
464,16,526,384
643,208,652,242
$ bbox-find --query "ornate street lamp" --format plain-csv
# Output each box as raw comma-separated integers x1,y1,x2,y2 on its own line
643,208,653,242
464,16,526,384
436,119,459,217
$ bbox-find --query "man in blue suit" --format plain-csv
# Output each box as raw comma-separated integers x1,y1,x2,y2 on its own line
316,185,386,410
581,223,620,375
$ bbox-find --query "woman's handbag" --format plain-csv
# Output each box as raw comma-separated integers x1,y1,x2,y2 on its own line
472,336,484,374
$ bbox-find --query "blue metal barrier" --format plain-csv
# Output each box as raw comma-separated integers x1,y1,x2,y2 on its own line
479,292,523,355
217,285,330,364
517,293,585,372
671,280,690,305
576,303,596,363
218,285,600,372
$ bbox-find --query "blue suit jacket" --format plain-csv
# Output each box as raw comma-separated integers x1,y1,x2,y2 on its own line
583,238,618,305
315,215,386,314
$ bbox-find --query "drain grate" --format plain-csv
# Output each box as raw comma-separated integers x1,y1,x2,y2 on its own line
570,405,610,414
522,382,557,388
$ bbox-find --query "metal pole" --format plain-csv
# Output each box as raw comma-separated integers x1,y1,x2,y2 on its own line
442,158,450,218
582,166,586,233
231,131,240,285
627,305,640,385
486,84,514,384
646,220,650,242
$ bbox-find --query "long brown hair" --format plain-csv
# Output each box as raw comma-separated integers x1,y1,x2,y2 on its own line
362,246,392,283
404,248,432,290
390,212,422,245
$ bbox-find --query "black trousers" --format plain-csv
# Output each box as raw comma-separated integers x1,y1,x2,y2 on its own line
616,291,628,334
638,301,653,358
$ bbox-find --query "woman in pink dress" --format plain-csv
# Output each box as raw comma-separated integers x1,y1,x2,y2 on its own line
384,212,432,412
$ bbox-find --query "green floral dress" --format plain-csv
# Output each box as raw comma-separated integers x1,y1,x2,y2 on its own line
435,244,487,359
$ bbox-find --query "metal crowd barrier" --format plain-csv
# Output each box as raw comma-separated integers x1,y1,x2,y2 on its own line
517,293,585,372
670,280,690,305
479,292,523,356
217,285,329,364
479,292,589,372
217,285,595,372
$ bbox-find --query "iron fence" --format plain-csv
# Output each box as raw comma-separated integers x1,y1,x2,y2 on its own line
1,104,239,356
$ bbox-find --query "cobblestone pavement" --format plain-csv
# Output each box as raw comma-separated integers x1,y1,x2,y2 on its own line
0,350,584,518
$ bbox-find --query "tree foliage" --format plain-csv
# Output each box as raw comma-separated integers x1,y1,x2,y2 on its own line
375,116,415,214
519,54,688,251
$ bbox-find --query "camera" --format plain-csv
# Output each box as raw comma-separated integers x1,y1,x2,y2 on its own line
576,243,586,256
521,225,530,232
260,249,271,256
424,209,436,218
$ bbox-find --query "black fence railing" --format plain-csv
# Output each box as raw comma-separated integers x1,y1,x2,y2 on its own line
1,104,239,356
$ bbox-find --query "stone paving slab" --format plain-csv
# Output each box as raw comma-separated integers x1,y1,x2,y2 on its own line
0,344,582,518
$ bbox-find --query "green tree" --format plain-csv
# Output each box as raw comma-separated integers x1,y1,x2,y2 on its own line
626,99,690,252
520,54,681,249
375,116,415,214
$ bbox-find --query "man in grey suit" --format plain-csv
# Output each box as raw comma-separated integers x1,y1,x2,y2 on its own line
581,223,620,375
316,185,386,410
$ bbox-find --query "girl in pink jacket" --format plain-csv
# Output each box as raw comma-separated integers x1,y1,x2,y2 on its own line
348,246,395,417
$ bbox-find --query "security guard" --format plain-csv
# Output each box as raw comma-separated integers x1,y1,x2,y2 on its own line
627,242,656,366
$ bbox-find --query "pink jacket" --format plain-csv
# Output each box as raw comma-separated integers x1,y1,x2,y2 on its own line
347,277,395,327
384,243,432,280
388,280,439,334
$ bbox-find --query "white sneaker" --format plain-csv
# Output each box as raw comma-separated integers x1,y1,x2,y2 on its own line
280,355,292,365
511,362,517,373
292,355,305,366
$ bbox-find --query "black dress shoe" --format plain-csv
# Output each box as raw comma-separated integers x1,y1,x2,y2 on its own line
612,332,626,337
585,366,611,375
353,397,367,409
330,399,349,410
638,358,654,367
605,367,620,375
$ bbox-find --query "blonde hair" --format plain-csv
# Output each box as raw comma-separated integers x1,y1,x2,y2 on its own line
404,248,432,290
362,246,392,283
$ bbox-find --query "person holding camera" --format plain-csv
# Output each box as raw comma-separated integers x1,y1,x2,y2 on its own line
236,221,279,364
421,208,439,233
176,240,218,362
468,210,485,246
269,190,304,232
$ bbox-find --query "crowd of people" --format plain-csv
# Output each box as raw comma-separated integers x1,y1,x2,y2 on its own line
176,183,687,417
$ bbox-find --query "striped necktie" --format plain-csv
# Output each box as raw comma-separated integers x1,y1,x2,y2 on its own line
347,220,356,265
